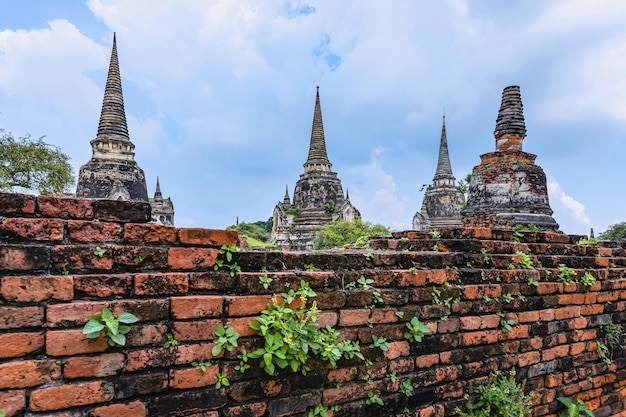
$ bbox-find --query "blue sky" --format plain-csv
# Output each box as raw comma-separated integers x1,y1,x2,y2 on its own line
1,0,625,235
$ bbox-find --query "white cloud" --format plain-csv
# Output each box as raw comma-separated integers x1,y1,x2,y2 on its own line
548,177,591,232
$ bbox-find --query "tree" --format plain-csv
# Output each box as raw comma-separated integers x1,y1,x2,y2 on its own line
314,219,391,249
598,222,626,242
226,222,270,242
0,130,74,195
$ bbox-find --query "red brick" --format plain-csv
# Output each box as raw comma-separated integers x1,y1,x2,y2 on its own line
537,282,560,295
554,306,581,320
542,345,570,361
0,246,49,271
168,247,218,270
462,330,499,346
327,367,358,383
0,218,64,240
229,295,273,317
74,274,132,297
46,329,108,356
64,353,125,379
189,271,235,291
517,351,541,367
174,342,219,365
177,228,238,246
89,401,146,417
384,341,410,360
518,310,540,323
111,298,169,321
420,404,445,417
416,353,440,368
595,257,609,267
51,245,113,270
37,195,94,219
46,301,108,327
124,223,177,243
396,270,426,286
67,220,122,242
0,389,26,416
1,275,73,302
371,308,399,324
223,402,267,417
437,318,460,333
134,273,189,295
0,331,44,358
169,365,218,389
339,308,371,326
171,295,223,319
0,360,61,389
0,192,35,214
126,324,168,347
114,245,168,268
29,381,114,411
126,347,173,371
227,316,259,337
0,306,44,329
317,311,338,328
173,319,221,342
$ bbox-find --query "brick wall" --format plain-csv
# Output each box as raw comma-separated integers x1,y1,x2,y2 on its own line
0,192,625,417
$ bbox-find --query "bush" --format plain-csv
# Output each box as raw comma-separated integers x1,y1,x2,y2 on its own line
314,219,390,249
226,222,270,242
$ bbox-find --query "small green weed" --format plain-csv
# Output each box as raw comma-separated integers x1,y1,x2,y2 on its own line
164,333,180,348
83,307,138,347
365,391,384,406
304,263,318,272
212,323,239,356
214,371,230,389
557,397,595,417
357,275,374,290
429,230,441,239
404,317,430,342
399,378,414,397
235,349,251,373
192,358,212,372
580,272,596,287
497,311,515,333
557,264,577,285
259,274,273,290
308,404,339,417
93,246,106,257
369,335,390,352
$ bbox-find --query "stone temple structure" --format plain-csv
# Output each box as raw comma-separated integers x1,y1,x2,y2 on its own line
149,177,175,226
76,34,174,225
461,85,558,230
412,115,465,230
270,87,360,250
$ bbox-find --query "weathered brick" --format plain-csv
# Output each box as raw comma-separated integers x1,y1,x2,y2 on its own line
46,301,108,327
64,353,125,378
0,246,49,271
0,192,36,214
0,359,61,389
126,347,174,372
317,311,338,328
178,228,238,246
0,218,64,241
223,402,267,417
124,223,177,243
0,389,26,416
227,316,259,337
1,275,73,302
171,295,223,319
416,353,440,368
67,220,122,242
135,273,189,295
384,341,410,360
37,195,94,219
169,365,218,389
189,271,235,291
228,295,272,317
74,274,132,297
0,331,44,358
29,381,114,411
92,200,151,223
46,329,108,356
89,401,147,417
51,245,113,270
174,342,219,365
114,245,168,268
0,306,44,329
173,319,221,342
339,308,371,326
126,324,168,347
168,247,218,270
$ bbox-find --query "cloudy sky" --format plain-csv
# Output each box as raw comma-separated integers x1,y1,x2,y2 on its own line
1,0,625,235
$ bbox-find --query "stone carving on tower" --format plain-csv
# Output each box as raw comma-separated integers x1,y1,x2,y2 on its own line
413,115,465,230
76,34,148,202
461,85,559,230
270,87,360,250
149,177,175,226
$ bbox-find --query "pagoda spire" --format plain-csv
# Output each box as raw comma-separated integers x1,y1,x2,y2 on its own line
154,176,163,199
494,85,526,151
431,114,456,187
283,184,291,204
304,86,332,173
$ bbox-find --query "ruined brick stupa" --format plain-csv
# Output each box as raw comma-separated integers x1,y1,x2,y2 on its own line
270,87,360,250
461,85,558,230
76,34,174,225
413,115,465,230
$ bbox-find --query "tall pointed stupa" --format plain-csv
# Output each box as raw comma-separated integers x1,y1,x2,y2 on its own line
270,87,360,249
76,34,148,201
149,177,175,225
461,85,558,230
413,115,465,230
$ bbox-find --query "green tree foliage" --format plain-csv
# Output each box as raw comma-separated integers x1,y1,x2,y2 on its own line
314,219,390,249
598,222,626,242
227,221,270,242
0,130,74,195
253,217,273,233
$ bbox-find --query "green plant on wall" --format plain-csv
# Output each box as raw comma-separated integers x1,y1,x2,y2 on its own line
456,369,533,417
557,264,577,285
404,317,431,342
164,333,180,348
557,397,595,417
213,244,241,277
309,404,338,417
82,307,138,347
248,280,364,376
212,323,239,356
431,282,460,307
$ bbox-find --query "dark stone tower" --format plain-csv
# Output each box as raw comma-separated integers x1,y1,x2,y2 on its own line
413,115,465,230
149,177,175,226
76,34,148,202
270,87,360,249
461,85,558,230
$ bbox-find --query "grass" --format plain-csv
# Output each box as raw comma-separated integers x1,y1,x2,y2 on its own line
244,236,276,247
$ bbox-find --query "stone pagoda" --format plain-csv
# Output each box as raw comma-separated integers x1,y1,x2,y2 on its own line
270,87,360,250
461,85,558,230
413,115,465,230
149,177,174,225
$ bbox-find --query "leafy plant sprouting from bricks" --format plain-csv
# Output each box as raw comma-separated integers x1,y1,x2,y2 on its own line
308,404,339,417
557,264,577,285
163,333,180,348
456,369,533,417
596,320,625,366
212,323,239,356
82,307,138,347
431,281,461,307
213,244,241,277
404,317,431,342
247,280,364,376
557,397,595,417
